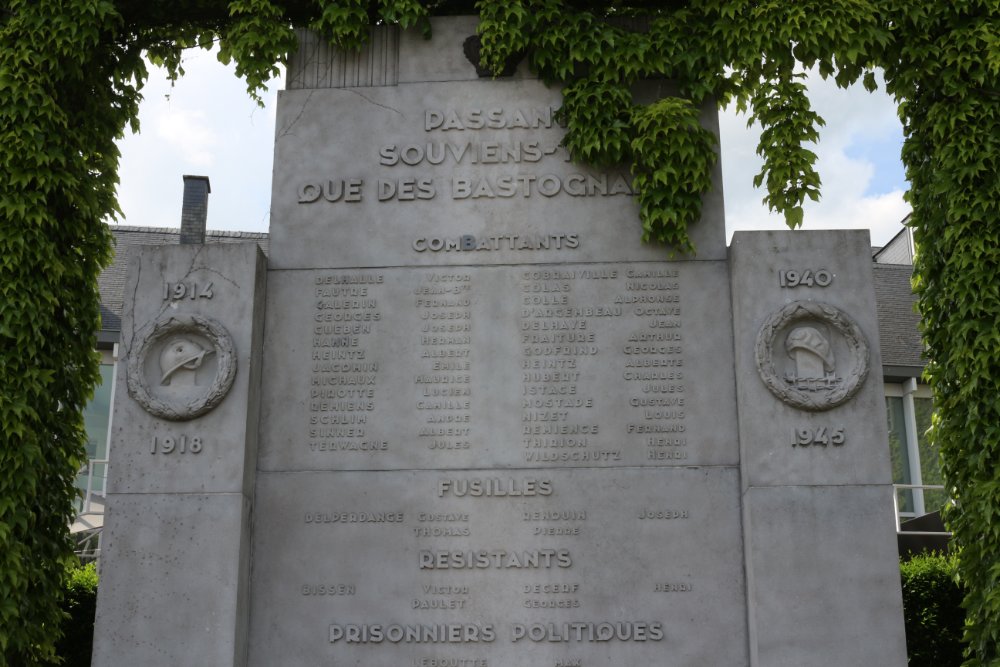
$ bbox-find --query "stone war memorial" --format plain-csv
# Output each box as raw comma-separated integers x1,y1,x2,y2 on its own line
93,17,908,667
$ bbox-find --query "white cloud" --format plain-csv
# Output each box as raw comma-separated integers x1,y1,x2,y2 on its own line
154,108,218,167
115,49,281,231
720,70,910,246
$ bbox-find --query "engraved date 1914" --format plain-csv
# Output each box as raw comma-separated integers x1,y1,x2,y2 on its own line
162,281,213,300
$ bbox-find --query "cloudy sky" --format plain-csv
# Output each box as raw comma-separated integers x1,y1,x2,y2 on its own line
116,48,910,246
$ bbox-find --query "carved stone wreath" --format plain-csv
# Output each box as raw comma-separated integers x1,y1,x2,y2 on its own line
127,314,237,421
755,301,870,412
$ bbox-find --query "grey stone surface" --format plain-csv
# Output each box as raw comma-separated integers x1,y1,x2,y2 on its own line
287,17,534,90
398,16,535,84
248,467,747,666
268,24,725,269
251,24,739,665
742,485,907,666
729,230,890,487
109,242,266,494
288,26,402,89
92,492,252,667
94,19,909,667
258,261,736,471
93,242,266,667
731,230,905,666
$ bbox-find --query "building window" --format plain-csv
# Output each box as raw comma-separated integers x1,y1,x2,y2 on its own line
77,361,114,504
885,379,945,519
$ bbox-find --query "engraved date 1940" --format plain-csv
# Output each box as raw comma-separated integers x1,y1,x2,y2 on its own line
778,269,832,288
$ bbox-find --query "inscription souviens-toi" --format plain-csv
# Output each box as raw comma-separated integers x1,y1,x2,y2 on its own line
297,107,637,206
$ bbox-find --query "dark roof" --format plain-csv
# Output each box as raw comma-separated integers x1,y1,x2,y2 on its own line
98,225,269,337
872,263,924,376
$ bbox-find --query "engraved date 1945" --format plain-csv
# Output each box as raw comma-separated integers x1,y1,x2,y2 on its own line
791,427,845,447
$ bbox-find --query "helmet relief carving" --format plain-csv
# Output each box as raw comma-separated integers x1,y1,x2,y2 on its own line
755,302,870,412
159,336,215,387
128,315,237,421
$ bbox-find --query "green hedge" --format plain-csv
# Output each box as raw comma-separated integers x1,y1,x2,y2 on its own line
52,563,98,667
901,552,965,666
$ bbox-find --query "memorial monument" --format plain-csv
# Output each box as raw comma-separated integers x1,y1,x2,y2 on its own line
93,16,908,666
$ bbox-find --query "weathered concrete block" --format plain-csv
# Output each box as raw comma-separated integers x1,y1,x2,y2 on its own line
742,485,907,666
247,467,748,666
730,230,890,488
109,242,266,494
257,261,737,472
94,242,265,667
92,493,252,667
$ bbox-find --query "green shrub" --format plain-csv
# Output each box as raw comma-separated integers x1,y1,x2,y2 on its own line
52,563,98,667
901,552,965,666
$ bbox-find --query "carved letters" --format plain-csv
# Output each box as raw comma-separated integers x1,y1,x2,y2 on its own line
296,106,636,211
255,263,744,662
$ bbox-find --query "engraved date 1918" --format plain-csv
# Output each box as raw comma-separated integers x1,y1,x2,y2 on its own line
150,435,203,454
791,427,845,447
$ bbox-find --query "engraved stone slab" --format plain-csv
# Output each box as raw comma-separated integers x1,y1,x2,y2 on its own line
258,261,736,471
248,467,747,666
94,243,266,667
268,79,725,269
729,230,890,487
92,493,252,667
109,242,267,494
94,18,910,667
742,485,907,666
731,230,906,666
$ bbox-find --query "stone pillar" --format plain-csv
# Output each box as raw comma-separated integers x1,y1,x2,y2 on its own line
730,230,907,666
92,242,266,667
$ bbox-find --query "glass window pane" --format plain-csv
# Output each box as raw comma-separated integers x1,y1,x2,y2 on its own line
914,397,947,513
83,364,114,459
886,396,913,512
78,364,113,498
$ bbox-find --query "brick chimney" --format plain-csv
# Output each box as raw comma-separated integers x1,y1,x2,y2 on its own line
180,175,210,244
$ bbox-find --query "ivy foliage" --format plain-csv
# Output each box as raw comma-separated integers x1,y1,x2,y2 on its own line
1,1,126,663
899,4,1000,665
1,0,999,664
476,0,889,244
